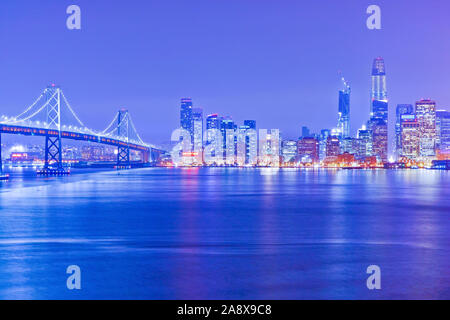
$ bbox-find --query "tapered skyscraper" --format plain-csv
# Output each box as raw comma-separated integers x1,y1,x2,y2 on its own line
371,57,387,100
371,57,388,121
369,57,388,162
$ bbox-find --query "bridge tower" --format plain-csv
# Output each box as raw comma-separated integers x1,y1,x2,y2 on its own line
39,84,67,175
117,109,130,168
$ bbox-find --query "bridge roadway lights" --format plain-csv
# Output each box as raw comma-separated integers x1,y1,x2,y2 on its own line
37,168,70,176
115,165,132,170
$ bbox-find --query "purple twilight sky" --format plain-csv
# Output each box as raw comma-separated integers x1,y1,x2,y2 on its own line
1,0,449,146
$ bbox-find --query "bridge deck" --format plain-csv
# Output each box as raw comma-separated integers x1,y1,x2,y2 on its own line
0,124,150,152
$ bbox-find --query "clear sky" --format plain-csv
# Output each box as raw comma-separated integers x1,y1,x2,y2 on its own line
1,0,449,145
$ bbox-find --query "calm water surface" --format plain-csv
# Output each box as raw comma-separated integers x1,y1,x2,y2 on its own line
0,168,449,299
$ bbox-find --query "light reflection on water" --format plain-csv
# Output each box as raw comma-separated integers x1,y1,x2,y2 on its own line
0,168,449,299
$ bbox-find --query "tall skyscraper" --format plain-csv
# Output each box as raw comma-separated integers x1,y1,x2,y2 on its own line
371,57,388,105
206,114,220,144
220,116,235,163
416,99,437,157
180,98,194,143
243,120,257,164
369,57,388,162
338,77,351,138
395,104,414,157
192,108,203,157
319,129,331,161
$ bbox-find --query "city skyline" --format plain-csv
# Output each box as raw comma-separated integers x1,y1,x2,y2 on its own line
1,1,450,144
0,1,449,302
173,57,448,167
2,56,449,168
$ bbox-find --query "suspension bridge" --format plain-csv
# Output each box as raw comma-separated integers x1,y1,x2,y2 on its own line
0,84,162,176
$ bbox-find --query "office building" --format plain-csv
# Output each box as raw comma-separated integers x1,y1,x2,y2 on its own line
357,127,372,158
326,136,341,157
401,119,420,159
282,140,297,164
319,129,331,161
297,137,319,163
416,99,437,157
395,104,414,156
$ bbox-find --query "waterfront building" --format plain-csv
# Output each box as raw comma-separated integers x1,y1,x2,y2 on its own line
242,120,257,164
220,117,236,164
258,129,280,166
415,99,437,157
297,137,319,163
326,136,340,157
237,125,257,166
395,104,414,157
338,77,351,138
341,137,358,155
281,140,297,164
206,114,220,141
204,114,221,161
401,118,420,159
337,152,356,167
319,129,331,161
356,127,372,158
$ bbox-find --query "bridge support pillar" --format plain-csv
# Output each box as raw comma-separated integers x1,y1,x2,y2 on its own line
38,135,68,175
38,85,69,176
117,145,130,168
116,109,131,169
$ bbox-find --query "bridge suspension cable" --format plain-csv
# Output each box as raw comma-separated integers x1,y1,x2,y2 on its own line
60,90,87,128
14,93,45,120
1,85,159,151
129,115,146,145
101,112,119,135
16,90,59,123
